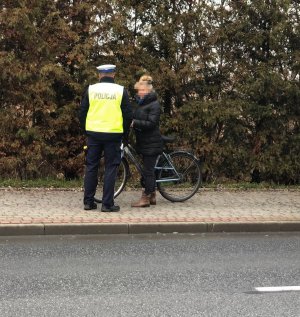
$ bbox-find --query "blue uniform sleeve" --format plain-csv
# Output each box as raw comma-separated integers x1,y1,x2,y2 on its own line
79,88,89,130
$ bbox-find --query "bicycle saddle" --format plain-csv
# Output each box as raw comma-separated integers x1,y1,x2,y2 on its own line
162,135,176,143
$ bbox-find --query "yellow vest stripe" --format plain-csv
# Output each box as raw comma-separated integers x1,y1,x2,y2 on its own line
86,83,124,133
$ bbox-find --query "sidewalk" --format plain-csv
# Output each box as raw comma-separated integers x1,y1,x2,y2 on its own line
1,188,300,235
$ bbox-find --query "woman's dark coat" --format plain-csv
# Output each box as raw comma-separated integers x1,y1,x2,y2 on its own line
133,92,163,156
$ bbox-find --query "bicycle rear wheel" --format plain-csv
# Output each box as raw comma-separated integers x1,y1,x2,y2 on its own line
157,151,201,202
94,157,129,203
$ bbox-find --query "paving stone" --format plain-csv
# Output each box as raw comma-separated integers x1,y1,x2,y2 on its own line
0,188,299,234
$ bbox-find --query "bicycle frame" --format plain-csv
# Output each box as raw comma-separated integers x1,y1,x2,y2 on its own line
123,144,181,183
123,144,143,175
154,152,181,183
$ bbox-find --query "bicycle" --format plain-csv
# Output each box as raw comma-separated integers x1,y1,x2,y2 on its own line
94,136,202,203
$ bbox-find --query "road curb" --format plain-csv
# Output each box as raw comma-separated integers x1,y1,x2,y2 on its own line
44,223,129,235
0,224,45,236
209,222,281,232
1,221,300,236
128,222,208,234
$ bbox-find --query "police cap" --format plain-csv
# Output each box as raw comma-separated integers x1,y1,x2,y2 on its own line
96,64,116,73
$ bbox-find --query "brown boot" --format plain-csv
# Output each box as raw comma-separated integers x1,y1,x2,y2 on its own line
131,191,150,207
149,191,156,205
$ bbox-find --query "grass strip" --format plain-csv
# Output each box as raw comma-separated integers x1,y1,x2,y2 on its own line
0,178,299,190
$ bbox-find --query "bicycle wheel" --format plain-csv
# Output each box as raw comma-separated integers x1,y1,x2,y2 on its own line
157,151,201,202
94,157,129,203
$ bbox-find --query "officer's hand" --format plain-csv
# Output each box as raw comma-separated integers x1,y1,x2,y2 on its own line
122,138,129,146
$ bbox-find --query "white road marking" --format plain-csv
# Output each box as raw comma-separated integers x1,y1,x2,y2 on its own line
255,286,300,293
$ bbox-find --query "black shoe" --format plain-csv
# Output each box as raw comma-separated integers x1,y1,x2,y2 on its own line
84,202,97,210
101,205,120,212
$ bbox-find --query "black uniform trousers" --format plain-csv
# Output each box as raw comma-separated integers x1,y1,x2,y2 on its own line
84,136,121,207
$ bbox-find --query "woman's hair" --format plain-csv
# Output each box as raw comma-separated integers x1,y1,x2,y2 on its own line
134,74,153,90
139,75,153,85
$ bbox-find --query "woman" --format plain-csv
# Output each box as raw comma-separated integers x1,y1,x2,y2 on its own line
131,75,163,207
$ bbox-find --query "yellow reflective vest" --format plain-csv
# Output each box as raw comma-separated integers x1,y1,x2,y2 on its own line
86,83,124,133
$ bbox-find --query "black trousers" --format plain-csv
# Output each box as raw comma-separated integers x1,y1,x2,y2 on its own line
84,136,121,207
142,155,158,195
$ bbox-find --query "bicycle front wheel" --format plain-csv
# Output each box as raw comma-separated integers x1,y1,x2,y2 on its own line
94,157,129,203
157,151,201,202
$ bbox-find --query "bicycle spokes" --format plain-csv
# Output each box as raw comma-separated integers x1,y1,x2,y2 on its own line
157,152,201,202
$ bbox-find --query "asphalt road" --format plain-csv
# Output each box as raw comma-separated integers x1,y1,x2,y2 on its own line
0,233,300,317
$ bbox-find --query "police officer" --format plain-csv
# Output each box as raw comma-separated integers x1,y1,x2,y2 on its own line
79,64,132,211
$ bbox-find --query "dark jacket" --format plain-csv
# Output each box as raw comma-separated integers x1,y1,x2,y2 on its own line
133,92,163,156
79,77,133,142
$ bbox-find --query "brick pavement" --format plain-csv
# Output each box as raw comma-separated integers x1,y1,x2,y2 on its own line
0,188,300,235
